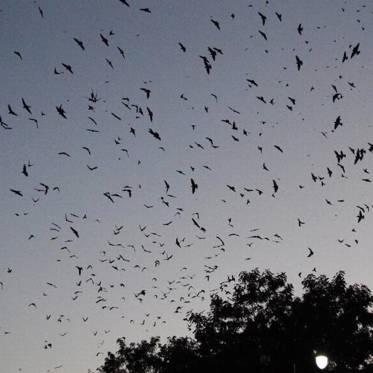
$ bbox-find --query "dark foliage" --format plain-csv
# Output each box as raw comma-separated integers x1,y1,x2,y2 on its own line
98,269,373,373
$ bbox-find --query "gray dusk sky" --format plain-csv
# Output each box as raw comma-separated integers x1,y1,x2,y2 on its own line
1,0,373,372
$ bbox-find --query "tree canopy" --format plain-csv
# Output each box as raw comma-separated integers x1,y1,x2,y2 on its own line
98,269,373,373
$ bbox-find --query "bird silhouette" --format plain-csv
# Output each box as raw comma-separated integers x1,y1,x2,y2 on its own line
258,30,268,40
200,55,212,74
351,43,360,58
10,189,23,197
56,105,67,119
73,37,85,50
148,128,161,140
7,104,17,116
62,63,73,74
119,0,130,6
297,23,303,35
210,18,220,30
334,115,343,130
21,98,32,114
258,12,266,26
307,247,314,257
100,33,109,46
191,178,198,194
117,46,126,59
14,51,22,60
295,55,303,70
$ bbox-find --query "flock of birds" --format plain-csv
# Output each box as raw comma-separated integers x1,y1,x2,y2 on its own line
1,1,373,372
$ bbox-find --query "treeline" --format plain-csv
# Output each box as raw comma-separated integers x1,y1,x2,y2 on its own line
98,269,373,373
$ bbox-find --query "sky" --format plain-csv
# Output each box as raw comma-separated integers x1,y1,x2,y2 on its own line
1,0,373,372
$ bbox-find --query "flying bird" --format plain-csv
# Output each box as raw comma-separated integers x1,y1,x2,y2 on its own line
70,227,79,238
342,51,348,63
100,33,109,46
119,0,130,6
10,189,23,197
191,178,198,194
62,63,73,74
200,55,212,74
258,30,267,40
14,51,22,60
297,23,303,35
58,151,71,157
307,247,314,258
73,37,85,50
295,55,303,70
117,46,126,59
334,116,343,130
258,12,267,26
350,43,360,59
54,67,63,75
22,164,29,177
82,146,91,155
148,128,161,140
272,180,279,195
104,59,114,70
75,266,83,276
210,18,220,30
56,105,67,119
141,88,151,99
21,98,32,114
8,105,17,116
246,79,258,87
298,218,305,227
178,42,186,52
147,107,153,122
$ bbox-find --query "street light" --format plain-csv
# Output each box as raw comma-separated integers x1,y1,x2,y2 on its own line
292,354,329,373
315,354,329,370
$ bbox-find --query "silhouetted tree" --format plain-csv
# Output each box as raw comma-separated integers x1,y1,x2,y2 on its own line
289,272,373,372
98,269,373,373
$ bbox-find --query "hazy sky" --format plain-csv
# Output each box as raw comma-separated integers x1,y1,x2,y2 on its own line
1,0,373,372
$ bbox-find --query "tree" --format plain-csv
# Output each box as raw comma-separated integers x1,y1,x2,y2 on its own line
98,269,373,373
289,272,373,372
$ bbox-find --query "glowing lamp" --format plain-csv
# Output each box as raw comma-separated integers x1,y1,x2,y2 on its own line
315,354,328,370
